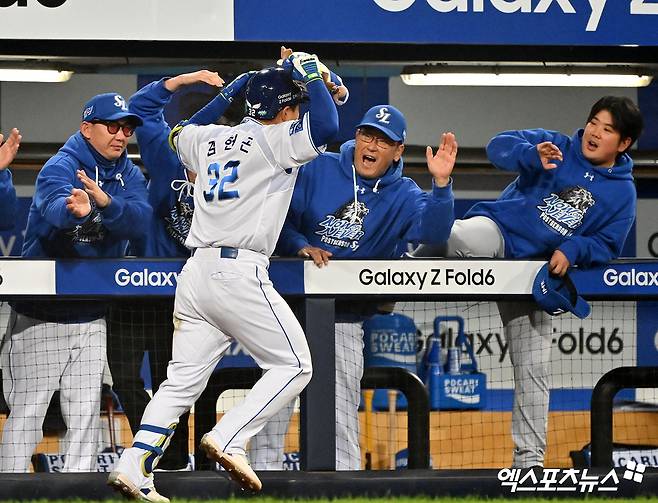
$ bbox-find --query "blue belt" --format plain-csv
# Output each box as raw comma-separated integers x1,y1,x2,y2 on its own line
192,247,239,259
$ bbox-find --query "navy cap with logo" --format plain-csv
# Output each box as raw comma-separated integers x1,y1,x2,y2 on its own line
357,104,407,142
81,93,143,126
532,263,591,319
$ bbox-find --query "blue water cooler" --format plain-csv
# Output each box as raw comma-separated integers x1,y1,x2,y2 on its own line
426,316,487,410
363,312,419,410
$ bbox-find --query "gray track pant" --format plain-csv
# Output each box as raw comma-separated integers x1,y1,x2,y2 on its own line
414,216,552,468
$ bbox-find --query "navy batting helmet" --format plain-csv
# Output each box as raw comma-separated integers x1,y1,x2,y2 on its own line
245,67,306,120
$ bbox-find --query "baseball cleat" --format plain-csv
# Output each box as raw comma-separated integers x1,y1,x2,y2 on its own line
108,471,170,503
200,434,262,492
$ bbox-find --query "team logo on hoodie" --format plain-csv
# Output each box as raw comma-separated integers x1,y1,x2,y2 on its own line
165,201,194,247
315,199,370,250
536,185,595,236
66,209,106,244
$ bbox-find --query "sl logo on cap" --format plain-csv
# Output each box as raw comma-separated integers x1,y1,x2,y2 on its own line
375,107,391,124
114,95,128,111
83,106,94,120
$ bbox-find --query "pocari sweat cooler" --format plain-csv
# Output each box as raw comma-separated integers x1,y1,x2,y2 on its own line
363,312,418,410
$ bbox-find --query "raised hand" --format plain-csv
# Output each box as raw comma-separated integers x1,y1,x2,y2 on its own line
0,128,21,171
279,45,294,63
165,70,225,93
537,141,563,170
279,46,336,92
77,169,111,208
65,188,92,218
426,132,458,187
289,52,323,84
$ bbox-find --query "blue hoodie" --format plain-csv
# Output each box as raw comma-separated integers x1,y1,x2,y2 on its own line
128,79,197,257
277,140,454,258
0,169,17,231
22,132,151,258
468,128,636,267
17,133,151,322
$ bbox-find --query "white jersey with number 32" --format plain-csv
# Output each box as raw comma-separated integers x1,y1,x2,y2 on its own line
174,115,323,256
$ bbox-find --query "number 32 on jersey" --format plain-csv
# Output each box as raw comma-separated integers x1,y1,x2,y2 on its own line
204,160,240,202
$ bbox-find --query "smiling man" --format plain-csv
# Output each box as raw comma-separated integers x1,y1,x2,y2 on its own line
250,104,457,471
413,95,643,469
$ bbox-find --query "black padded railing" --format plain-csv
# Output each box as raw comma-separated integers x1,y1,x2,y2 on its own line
361,366,430,469
590,366,658,468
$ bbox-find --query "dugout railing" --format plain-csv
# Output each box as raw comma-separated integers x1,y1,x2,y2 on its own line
0,257,657,472
591,366,658,468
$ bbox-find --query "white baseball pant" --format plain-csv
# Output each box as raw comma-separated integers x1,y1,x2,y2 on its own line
0,311,106,472
250,322,363,471
115,247,312,481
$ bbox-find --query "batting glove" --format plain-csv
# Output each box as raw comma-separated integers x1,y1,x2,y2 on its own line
220,71,257,104
289,52,323,84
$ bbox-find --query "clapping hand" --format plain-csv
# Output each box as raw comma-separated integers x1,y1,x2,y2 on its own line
537,141,563,170
77,170,111,209
65,188,92,218
0,128,21,171
426,132,458,188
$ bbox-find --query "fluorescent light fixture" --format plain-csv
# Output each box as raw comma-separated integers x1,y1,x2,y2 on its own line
400,65,655,87
0,69,73,82
401,73,653,87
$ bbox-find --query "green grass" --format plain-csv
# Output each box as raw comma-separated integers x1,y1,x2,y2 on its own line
3,499,656,503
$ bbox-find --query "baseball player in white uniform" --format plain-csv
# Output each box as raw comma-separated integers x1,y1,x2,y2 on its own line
109,54,338,501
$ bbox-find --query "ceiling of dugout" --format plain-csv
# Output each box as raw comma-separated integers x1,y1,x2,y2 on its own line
2,40,658,76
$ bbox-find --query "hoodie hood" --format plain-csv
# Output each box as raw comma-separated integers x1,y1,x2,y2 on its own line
338,140,403,192
573,129,634,181
59,132,131,182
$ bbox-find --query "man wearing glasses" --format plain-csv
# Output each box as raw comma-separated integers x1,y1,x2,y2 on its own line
253,104,457,470
0,93,151,473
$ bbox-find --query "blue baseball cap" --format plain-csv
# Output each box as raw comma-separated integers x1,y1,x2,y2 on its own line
357,104,407,142
81,93,143,126
532,263,591,319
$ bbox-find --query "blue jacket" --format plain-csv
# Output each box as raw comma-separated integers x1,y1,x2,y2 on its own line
277,140,454,258
0,169,17,231
468,128,636,266
22,132,151,258
128,79,196,257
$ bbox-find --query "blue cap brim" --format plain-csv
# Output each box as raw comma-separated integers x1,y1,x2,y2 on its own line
102,111,143,127
532,263,591,319
357,121,403,142
572,295,591,319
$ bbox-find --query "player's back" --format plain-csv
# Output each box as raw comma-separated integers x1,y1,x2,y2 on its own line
176,115,320,256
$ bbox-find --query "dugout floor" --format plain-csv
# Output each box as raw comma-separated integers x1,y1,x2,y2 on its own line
0,469,657,499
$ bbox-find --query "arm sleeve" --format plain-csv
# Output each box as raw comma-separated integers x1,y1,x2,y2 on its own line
130,80,181,193
486,129,561,175
558,214,635,267
275,167,312,255
0,169,17,230
97,165,153,239
189,94,231,125
34,162,90,229
306,78,339,148
401,180,455,245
